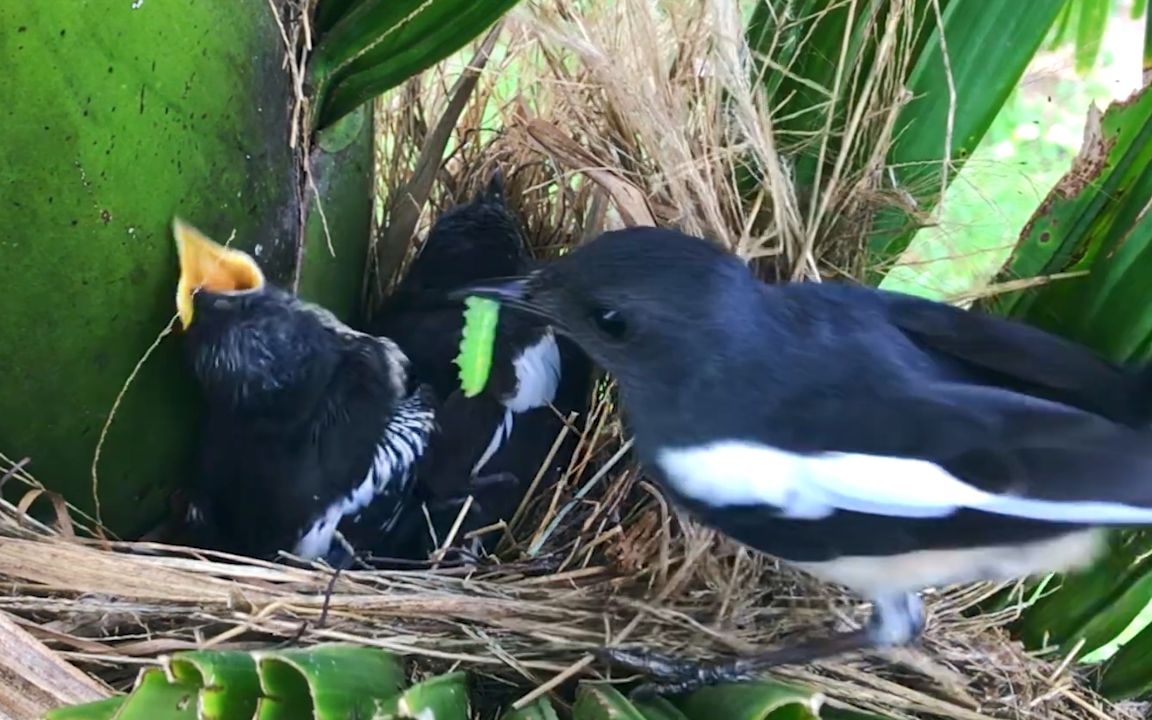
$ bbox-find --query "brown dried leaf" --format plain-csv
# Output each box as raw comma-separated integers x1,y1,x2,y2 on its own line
523,119,657,228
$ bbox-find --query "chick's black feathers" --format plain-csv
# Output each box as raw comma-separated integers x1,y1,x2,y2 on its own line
183,282,435,564
365,173,593,561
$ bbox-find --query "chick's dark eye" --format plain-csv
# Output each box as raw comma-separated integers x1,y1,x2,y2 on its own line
589,306,627,339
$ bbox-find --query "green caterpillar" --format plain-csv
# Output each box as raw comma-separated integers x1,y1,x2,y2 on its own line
455,295,501,397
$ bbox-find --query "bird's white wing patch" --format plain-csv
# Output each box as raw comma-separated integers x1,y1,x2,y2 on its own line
657,440,1152,524
471,408,515,477
505,330,561,412
293,394,436,560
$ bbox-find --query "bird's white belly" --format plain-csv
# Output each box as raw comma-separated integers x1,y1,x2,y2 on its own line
794,528,1104,596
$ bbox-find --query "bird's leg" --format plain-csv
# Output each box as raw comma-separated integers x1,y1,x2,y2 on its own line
600,593,924,700
470,471,521,493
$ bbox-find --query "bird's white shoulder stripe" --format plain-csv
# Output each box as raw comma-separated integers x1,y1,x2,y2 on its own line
505,330,561,413
656,440,1152,524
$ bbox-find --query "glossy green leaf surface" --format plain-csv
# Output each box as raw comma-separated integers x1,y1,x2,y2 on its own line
1099,618,1152,700
47,645,409,720
371,672,470,719
500,697,562,720
43,697,126,720
984,80,1152,353
869,0,1066,268
674,681,822,720
0,1,300,537
295,104,376,326
572,686,649,720
308,0,522,128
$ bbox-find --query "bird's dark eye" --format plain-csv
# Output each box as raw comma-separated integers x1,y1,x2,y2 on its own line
589,306,627,339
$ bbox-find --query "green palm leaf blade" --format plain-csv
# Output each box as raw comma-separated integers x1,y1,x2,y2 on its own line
43,698,127,720
254,646,405,720
869,0,1067,269
572,685,649,720
674,681,823,720
369,671,470,719
307,0,522,129
500,697,561,720
163,651,262,720
1099,619,1152,700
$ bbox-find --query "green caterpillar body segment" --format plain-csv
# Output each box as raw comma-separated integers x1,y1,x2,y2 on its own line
456,296,501,397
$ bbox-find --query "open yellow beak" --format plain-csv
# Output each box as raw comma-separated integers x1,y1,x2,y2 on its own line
172,218,265,330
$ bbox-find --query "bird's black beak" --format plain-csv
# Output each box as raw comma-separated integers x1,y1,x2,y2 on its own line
447,277,550,318
448,276,527,303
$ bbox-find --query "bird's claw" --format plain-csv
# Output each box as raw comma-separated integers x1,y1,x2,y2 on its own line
597,647,757,699
597,647,686,680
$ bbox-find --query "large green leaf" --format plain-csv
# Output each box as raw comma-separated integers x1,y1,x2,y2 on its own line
44,697,126,720
296,105,377,325
744,0,1064,274
370,672,470,719
0,2,383,540
307,0,522,129
46,645,411,720
1099,619,1152,700
674,681,822,720
974,78,1152,686
983,79,1152,354
868,0,1066,269
0,1,300,537
166,650,262,719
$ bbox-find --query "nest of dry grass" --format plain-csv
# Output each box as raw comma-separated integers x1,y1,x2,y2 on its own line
0,2,1143,719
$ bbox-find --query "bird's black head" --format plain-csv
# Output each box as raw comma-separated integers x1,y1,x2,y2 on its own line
398,171,529,295
173,219,405,415
458,227,754,386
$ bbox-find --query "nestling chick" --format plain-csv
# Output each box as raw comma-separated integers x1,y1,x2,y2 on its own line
173,219,435,566
364,172,593,562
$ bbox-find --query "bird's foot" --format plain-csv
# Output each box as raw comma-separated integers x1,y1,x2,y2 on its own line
470,471,521,494
598,629,874,700
598,593,924,699
597,647,759,700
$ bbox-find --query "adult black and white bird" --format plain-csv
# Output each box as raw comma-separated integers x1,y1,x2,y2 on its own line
172,219,436,566
362,172,593,561
459,226,1152,696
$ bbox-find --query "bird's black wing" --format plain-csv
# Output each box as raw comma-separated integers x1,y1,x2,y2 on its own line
883,291,1152,426
673,382,1152,565
775,380,1152,515
417,388,513,500
317,331,437,557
